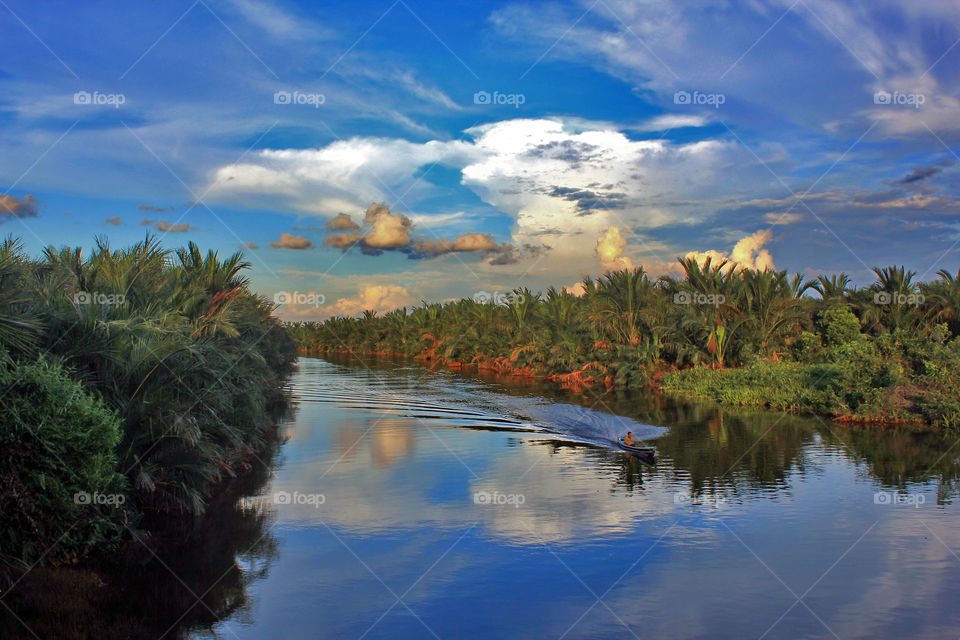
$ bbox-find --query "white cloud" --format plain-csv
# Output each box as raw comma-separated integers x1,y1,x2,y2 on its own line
208,117,740,272
685,229,776,272
596,226,633,271
325,285,415,318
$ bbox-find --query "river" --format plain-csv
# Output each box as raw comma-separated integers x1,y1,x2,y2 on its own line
177,355,960,639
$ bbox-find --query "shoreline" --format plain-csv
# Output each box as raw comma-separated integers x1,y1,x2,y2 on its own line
299,347,940,430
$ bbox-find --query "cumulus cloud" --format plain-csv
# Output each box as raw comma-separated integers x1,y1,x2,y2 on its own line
413,232,504,257
596,226,634,271
323,231,363,250
326,212,361,230
323,203,526,264
207,119,737,267
155,220,197,232
270,232,315,249
685,229,776,273
104,216,123,226
362,203,412,248
0,194,39,222
563,282,587,297
325,285,415,318
246,241,258,249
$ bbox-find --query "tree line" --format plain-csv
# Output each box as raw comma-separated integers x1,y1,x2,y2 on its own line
289,258,960,426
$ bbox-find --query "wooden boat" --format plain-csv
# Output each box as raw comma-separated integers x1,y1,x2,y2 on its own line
617,437,656,458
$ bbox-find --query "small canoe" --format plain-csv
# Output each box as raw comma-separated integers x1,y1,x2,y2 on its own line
617,437,656,457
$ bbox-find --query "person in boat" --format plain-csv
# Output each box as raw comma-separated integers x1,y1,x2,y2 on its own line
624,431,636,446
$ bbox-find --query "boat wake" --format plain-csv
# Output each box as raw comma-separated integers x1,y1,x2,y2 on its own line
292,358,665,448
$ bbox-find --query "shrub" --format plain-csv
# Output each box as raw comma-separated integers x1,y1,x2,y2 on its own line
816,306,862,349
0,358,126,570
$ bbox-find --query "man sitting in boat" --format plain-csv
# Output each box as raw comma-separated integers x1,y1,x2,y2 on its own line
624,431,637,446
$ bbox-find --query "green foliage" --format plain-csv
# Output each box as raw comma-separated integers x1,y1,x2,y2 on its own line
0,235,297,575
288,262,960,427
817,306,861,349
0,358,125,568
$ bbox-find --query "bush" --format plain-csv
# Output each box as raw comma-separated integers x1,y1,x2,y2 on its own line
816,306,862,348
0,358,126,570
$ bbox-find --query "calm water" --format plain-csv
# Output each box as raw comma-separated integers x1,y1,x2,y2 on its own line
181,355,960,639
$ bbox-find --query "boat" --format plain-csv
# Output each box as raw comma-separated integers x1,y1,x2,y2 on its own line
617,437,656,457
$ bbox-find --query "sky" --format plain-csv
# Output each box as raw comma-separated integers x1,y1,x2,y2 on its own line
2,0,959,319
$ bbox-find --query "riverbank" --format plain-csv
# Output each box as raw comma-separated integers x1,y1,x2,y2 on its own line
290,265,960,430
298,312,960,429
0,236,298,592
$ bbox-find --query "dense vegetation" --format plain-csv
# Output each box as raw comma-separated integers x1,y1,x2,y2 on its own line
290,258,960,427
0,236,296,578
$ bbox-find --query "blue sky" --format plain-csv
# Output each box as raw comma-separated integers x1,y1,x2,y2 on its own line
2,0,959,318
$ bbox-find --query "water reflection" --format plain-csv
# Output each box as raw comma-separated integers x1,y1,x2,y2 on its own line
215,356,960,639
0,425,284,640
14,355,960,638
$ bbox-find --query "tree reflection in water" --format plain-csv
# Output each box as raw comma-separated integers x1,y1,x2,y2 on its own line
1,424,287,640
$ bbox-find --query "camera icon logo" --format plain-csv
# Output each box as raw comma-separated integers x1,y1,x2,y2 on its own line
274,91,292,105
273,491,292,504
673,90,691,105
873,292,892,305
473,91,491,105
674,291,692,305
73,491,92,505
74,291,92,304
274,291,292,305
74,91,91,105
874,491,891,505
873,91,892,105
